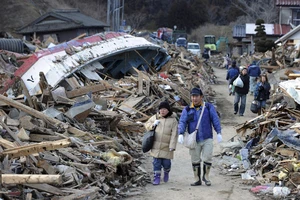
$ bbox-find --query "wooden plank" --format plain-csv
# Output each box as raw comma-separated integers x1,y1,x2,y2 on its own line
66,84,110,98
37,160,58,174
29,134,61,142
118,96,145,114
0,95,94,139
58,149,81,162
2,139,71,158
2,174,62,184
21,79,34,108
58,187,99,200
0,138,16,149
24,183,64,195
138,71,143,94
288,73,300,79
259,65,280,70
0,118,38,164
100,80,134,94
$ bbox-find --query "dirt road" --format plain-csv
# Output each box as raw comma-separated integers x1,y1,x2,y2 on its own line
128,66,259,200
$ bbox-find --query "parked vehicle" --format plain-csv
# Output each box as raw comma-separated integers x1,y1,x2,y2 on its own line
187,42,201,56
204,35,229,54
175,37,187,48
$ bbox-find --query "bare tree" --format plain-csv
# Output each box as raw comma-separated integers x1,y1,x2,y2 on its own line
230,0,278,24
125,12,147,29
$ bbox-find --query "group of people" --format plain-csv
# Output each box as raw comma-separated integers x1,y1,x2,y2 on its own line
226,60,271,116
142,60,270,187
144,87,222,186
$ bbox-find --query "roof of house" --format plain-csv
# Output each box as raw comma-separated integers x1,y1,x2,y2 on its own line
233,25,246,38
17,9,109,34
233,24,291,38
276,0,300,6
275,24,300,43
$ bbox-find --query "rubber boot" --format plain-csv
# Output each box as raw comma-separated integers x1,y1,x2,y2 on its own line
191,163,201,186
153,172,161,185
163,169,170,183
203,162,212,186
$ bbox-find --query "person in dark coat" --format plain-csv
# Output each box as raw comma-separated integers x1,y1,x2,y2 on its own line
226,60,239,95
230,67,250,116
254,74,271,115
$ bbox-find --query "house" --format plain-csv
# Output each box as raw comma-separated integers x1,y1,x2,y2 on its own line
17,9,109,43
276,0,300,26
275,0,300,45
233,23,290,54
275,24,300,45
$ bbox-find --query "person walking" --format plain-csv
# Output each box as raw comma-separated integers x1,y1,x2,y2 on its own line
144,101,178,185
248,61,261,95
177,87,222,186
202,48,210,63
254,74,271,115
230,67,250,116
226,60,239,95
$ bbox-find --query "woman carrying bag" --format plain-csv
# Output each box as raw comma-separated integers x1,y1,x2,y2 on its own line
144,101,178,185
254,74,271,115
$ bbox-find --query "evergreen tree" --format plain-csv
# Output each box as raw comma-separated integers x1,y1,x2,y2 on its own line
254,19,274,53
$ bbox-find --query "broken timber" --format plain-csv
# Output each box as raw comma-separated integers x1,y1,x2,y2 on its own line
2,174,62,185
1,139,70,158
0,95,94,139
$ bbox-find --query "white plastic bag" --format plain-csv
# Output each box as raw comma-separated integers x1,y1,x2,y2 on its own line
184,131,197,149
233,75,244,88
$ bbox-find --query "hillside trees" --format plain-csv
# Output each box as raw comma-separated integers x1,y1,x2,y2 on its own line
230,0,278,24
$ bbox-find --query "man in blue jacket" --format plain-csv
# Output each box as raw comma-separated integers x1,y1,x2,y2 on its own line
248,61,261,95
178,87,222,186
226,60,239,95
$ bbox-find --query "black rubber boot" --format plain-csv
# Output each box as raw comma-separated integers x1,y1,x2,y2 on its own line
203,162,212,186
191,163,201,186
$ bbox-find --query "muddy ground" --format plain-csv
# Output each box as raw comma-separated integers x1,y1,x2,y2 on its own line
127,66,260,200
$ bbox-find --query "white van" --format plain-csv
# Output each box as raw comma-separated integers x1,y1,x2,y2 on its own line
187,43,201,56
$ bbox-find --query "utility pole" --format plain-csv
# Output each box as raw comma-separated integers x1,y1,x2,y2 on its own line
107,0,111,31
107,0,125,32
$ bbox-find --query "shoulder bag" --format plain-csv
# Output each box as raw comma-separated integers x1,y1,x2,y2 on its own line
184,102,206,149
142,118,157,153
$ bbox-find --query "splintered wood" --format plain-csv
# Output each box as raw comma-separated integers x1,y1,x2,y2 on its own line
0,37,218,199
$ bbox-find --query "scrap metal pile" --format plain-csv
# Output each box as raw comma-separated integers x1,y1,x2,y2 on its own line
0,32,216,199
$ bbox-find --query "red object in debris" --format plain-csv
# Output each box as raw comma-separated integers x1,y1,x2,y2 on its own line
160,73,168,79
250,185,269,193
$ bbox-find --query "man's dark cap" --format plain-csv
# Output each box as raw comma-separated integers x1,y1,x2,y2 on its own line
190,87,203,96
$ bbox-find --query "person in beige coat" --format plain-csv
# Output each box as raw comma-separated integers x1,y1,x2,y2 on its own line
144,101,178,185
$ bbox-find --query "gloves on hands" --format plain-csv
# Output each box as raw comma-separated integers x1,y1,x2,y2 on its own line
217,134,222,143
178,134,184,144
153,120,160,126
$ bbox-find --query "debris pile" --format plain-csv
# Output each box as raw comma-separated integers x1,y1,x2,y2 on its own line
0,32,217,199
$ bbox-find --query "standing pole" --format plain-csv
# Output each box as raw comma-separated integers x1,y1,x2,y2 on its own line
107,0,111,31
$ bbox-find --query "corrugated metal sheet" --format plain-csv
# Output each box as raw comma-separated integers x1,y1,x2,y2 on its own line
276,0,300,6
274,24,291,35
246,24,274,35
275,24,300,43
233,25,246,38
